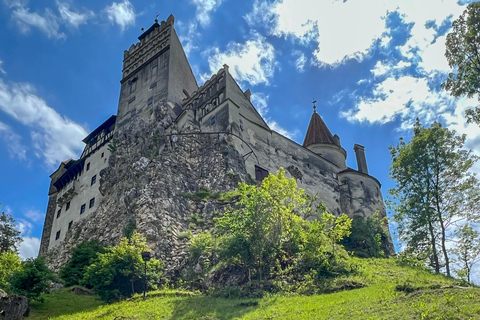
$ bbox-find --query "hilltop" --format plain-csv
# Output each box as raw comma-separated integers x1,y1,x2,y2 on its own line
28,258,480,320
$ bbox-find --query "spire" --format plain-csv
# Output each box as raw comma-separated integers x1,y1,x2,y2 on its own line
302,103,335,147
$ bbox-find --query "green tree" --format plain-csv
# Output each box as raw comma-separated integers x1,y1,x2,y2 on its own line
450,224,480,283
59,240,105,287
82,232,164,301
215,168,309,281
9,257,58,302
443,2,480,124
389,120,480,276
341,212,390,258
0,205,22,253
0,250,21,291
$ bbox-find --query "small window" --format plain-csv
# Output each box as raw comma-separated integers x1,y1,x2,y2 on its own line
131,109,136,117
128,96,136,104
91,175,97,186
239,119,243,130
80,204,86,214
101,152,104,158
56,230,61,240
68,221,73,230
255,165,269,182
56,209,61,219
149,82,157,89
152,60,158,68
86,162,90,171
66,201,70,211
89,197,95,208
210,116,216,125
148,97,153,105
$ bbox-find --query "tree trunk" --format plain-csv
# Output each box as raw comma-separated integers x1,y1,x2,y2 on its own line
428,219,440,273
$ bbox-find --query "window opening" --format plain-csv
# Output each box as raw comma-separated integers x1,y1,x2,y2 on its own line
66,201,70,211
86,162,90,171
255,165,269,182
210,115,216,125
89,197,95,208
68,221,73,230
148,97,153,105
56,209,61,219
91,175,97,186
56,230,61,240
80,204,86,214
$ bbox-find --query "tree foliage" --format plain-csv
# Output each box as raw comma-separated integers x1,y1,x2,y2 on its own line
0,205,22,253
82,232,164,301
342,212,390,258
449,224,480,283
188,168,355,295
443,2,480,124
0,250,21,291
9,257,58,302
59,240,105,287
389,120,480,276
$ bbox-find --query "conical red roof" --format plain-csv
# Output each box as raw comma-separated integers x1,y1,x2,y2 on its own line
302,111,334,147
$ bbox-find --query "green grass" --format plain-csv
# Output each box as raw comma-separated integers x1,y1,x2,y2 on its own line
28,258,480,320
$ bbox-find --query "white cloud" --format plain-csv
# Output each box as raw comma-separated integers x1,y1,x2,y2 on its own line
24,209,44,222
0,79,88,168
16,218,33,236
251,92,298,139
18,237,40,259
11,5,65,39
105,0,135,31
57,1,93,28
203,34,276,86
342,75,449,126
246,0,468,68
0,60,5,74
191,0,223,27
293,51,307,73
371,60,412,77
0,121,27,160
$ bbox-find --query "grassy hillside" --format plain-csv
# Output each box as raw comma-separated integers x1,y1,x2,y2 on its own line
29,258,480,320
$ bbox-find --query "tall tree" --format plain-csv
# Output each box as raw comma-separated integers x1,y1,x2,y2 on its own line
0,204,22,253
443,2,480,124
389,120,480,276
450,224,480,284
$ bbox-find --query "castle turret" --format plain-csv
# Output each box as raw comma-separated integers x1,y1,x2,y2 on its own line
303,106,346,169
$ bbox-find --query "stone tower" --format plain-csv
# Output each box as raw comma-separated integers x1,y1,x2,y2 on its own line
116,15,198,129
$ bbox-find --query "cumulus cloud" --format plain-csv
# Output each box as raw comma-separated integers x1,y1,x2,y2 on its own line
57,1,93,28
246,0,468,68
342,75,450,126
18,237,40,259
191,0,223,27
0,79,88,168
203,34,276,86
0,121,27,160
11,5,65,39
251,93,298,139
105,0,136,31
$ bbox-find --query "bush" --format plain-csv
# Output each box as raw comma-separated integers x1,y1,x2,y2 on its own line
59,240,105,287
341,212,390,258
0,251,21,291
82,232,164,301
189,231,215,261
10,257,58,302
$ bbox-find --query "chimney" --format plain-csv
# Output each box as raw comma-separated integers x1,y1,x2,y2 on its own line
333,134,341,147
354,144,368,174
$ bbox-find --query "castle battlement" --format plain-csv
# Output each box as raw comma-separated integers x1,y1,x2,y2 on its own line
122,15,174,80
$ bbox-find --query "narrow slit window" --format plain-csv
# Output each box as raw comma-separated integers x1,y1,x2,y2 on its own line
56,209,61,219
148,97,153,105
56,230,61,240
86,162,90,171
68,221,73,230
91,175,97,186
210,115,216,125
66,201,70,211
89,197,95,208
80,204,86,214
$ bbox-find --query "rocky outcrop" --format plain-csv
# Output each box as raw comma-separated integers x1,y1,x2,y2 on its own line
0,295,29,320
46,103,248,279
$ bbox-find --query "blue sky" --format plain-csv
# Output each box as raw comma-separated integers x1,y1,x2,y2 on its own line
0,0,479,260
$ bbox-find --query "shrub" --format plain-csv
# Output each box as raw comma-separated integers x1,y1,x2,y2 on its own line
59,240,105,287
82,232,164,301
0,250,21,292
10,257,58,302
189,231,215,260
341,212,390,258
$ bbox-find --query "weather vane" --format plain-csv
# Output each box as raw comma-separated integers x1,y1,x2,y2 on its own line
155,13,159,22
312,98,317,113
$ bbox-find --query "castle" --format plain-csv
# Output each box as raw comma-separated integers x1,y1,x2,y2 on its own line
40,15,390,268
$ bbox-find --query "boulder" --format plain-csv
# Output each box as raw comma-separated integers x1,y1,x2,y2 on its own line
0,295,29,320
